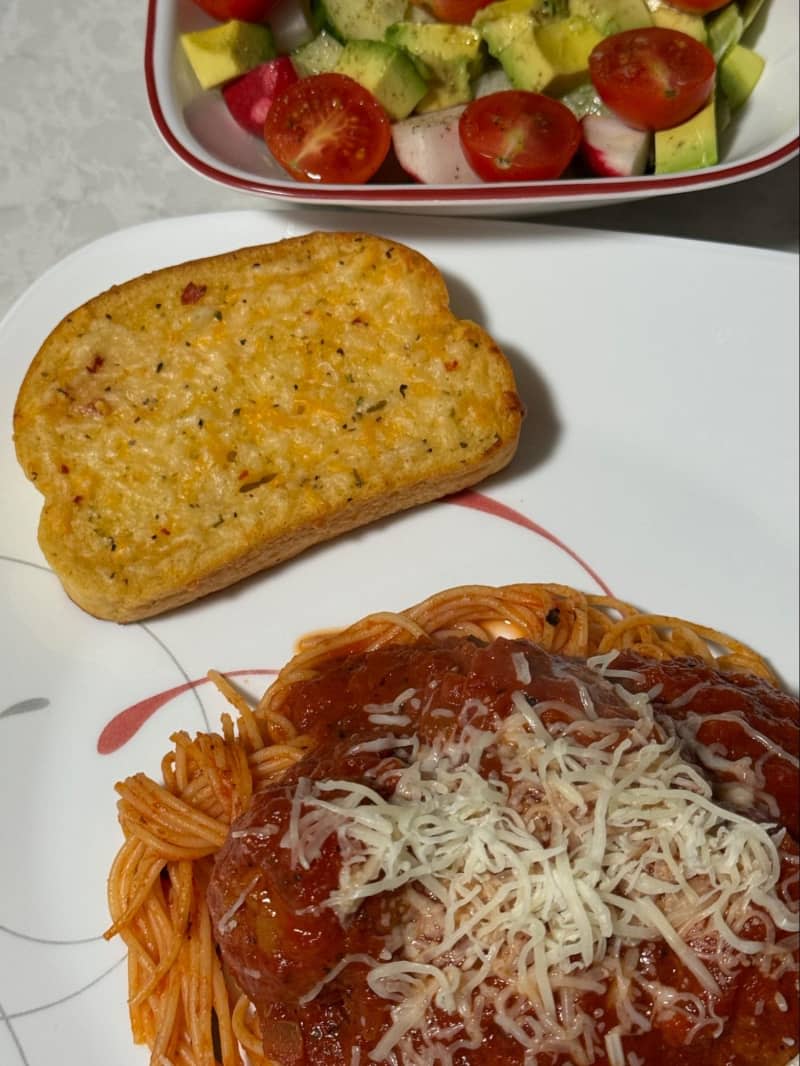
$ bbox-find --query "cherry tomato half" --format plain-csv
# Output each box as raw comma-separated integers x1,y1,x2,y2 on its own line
422,0,495,22
458,91,581,182
589,28,716,131
264,73,391,184
191,0,278,20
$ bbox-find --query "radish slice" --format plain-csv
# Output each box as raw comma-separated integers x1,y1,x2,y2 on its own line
580,113,652,177
222,57,298,136
392,106,481,185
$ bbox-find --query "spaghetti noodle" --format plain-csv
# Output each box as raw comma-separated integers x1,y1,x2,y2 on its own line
105,583,792,1066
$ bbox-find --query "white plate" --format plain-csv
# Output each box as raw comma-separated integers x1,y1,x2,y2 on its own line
0,209,797,1064
146,0,799,215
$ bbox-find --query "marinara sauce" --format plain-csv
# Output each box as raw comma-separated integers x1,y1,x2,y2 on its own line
207,638,799,1066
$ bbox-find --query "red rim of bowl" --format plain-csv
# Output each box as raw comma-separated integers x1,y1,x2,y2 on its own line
145,0,799,204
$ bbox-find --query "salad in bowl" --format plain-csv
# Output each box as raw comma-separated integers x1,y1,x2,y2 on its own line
145,0,798,209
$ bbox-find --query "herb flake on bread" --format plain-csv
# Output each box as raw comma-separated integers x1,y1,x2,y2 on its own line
13,231,523,622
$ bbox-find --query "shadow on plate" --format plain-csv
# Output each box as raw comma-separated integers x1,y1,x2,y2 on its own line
442,267,561,481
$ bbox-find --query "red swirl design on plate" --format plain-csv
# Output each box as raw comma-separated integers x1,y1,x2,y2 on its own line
447,490,613,596
97,669,277,754
97,492,611,753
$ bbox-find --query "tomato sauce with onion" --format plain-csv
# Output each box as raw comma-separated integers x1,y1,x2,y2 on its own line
207,638,799,1066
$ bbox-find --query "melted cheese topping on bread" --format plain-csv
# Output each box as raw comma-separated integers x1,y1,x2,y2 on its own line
14,232,521,620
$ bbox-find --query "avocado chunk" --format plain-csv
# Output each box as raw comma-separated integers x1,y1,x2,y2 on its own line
480,12,536,56
718,42,765,110
291,30,344,77
473,0,537,22
654,95,717,174
474,0,579,88
319,0,409,42
493,22,556,91
493,15,600,93
569,0,652,35
473,0,567,25
536,16,604,73
644,0,706,42
385,22,484,111
707,2,743,61
715,86,732,133
336,39,427,119
180,21,275,90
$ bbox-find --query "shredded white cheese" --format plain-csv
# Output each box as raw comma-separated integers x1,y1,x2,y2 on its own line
279,663,798,1064
512,651,532,685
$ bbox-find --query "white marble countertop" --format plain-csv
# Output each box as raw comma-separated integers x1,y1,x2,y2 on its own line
0,0,797,318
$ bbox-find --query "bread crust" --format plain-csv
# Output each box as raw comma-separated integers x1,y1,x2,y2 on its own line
14,231,522,622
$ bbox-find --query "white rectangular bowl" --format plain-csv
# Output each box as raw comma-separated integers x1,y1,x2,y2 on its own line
146,0,799,215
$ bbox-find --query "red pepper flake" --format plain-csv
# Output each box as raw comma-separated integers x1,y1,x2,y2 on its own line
444,360,459,371
73,495,83,504
238,469,249,480
181,281,207,305
86,354,104,374
60,464,70,474
160,528,171,536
